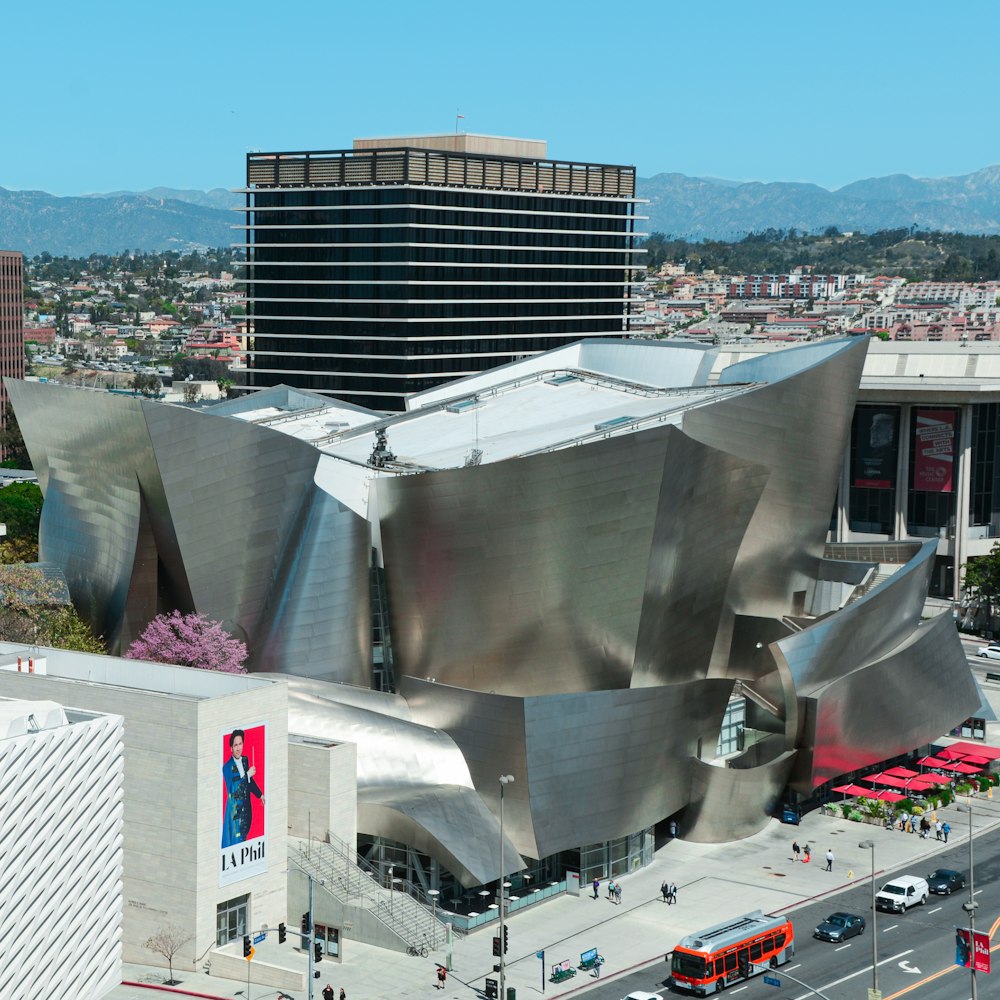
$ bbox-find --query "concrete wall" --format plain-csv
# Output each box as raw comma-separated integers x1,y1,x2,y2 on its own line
0,649,288,971
288,738,358,847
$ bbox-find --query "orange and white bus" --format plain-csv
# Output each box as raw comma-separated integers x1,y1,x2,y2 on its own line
670,909,794,995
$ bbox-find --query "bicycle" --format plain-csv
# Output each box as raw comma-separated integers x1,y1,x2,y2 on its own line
407,942,429,957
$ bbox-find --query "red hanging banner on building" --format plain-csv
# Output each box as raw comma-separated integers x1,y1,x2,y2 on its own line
912,409,955,493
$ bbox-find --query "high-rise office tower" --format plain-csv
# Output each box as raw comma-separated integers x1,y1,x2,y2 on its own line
0,251,25,456
239,134,642,410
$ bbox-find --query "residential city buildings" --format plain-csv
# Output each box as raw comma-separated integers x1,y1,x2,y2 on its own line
0,251,25,454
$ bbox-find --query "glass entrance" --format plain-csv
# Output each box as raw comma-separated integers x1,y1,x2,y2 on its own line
216,894,249,946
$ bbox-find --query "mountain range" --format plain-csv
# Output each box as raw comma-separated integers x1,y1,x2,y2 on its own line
4,167,1000,256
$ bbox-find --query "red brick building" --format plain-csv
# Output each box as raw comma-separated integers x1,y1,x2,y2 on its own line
0,252,25,457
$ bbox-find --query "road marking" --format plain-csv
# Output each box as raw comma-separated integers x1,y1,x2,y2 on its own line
786,963,802,971
789,950,913,1000
929,906,942,914
898,960,921,974
728,988,748,994
834,944,852,951
882,924,898,931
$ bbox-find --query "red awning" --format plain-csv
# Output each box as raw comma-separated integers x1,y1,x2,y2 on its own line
939,746,968,761
832,783,871,796
916,755,950,768
869,789,907,802
940,741,1000,760
935,760,982,774
883,766,920,779
865,773,910,788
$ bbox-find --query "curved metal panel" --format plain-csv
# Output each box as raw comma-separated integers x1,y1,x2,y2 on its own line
6,382,160,648
379,430,673,696
792,610,981,790
632,434,769,685
402,677,735,859
776,539,937,695
683,339,868,642
682,750,797,843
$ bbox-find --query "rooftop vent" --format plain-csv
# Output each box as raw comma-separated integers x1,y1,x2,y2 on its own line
445,398,481,414
594,416,635,432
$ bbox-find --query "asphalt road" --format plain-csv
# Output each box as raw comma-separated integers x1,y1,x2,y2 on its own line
583,838,1000,1000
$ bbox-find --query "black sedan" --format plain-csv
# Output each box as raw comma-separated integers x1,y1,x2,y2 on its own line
814,912,866,942
927,868,967,895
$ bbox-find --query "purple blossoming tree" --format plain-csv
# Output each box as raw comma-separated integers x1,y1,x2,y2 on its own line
125,610,248,674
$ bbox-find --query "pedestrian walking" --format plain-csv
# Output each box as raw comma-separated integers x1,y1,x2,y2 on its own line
340,989,346,1000
322,987,334,1000
935,820,943,841
824,849,833,872
592,877,599,899
437,967,447,990
615,882,622,905
661,880,669,903
803,845,811,864
920,816,930,839
607,879,616,901
670,883,678,904
943,821,951,843
791,840,801,862
899,811,908,832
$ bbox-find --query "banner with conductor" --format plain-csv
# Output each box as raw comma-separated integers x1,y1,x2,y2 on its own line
219,722,268,886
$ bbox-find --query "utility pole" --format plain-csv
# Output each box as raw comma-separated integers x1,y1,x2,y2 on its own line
498,774,514,1000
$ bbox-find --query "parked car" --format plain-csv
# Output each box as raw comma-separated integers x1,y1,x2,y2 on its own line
621,993,662,1000
876,875,929,912
976,645,1000,659
814,912,865,942
927,869,967,895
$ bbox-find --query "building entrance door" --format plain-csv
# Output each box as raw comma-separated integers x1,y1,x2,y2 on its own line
216,893,249,946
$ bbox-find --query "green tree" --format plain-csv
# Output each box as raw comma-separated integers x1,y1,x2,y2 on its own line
0,563,106,653
0,405,30,468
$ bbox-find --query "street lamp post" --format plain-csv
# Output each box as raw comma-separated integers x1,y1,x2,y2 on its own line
858,840,878,998
499,774,515,1000
306,873,325,1000
957,801,978,1000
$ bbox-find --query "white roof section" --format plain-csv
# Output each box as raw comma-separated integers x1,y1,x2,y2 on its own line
0,643,280,700
0,699,68,739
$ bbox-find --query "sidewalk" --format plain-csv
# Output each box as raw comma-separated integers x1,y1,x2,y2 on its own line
110,787,1000,1000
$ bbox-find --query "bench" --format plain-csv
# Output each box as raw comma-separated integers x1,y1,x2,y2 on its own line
986,672,1000,682
578,954,604,972
550,961,577,984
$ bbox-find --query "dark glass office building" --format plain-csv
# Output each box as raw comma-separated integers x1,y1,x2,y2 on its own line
238,134,643,410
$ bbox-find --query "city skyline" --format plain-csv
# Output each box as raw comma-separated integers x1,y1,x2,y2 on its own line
6,0,1000,197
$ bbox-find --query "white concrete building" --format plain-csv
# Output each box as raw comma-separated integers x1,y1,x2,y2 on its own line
0,695,124,1000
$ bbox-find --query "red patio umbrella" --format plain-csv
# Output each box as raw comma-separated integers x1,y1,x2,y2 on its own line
870,789,907,802
916,755,949,768
831,783,871,797
864,773,910,788
935,760,982,774
883,766,921,779
945,741,1000,760
938,746,969,761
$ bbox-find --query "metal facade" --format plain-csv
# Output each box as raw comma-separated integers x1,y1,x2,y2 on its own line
6,337,982,883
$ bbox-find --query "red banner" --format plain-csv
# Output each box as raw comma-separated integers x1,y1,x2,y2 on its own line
913,409,955,493
956,928,991,973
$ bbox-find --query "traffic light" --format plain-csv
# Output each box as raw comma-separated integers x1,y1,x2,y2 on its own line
301,912,311,936
243,935,251,958
314,941,323,963
492,936,502,956
278,922,286,944
503,926,509,954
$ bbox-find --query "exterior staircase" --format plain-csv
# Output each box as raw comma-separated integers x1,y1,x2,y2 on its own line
290,834,450,953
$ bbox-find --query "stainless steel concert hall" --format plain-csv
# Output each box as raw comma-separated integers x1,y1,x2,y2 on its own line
6,336,982,894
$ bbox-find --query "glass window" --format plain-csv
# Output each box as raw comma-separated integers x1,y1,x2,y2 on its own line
216,894,249,946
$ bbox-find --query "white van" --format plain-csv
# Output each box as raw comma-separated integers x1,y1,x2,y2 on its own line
876,875,928,913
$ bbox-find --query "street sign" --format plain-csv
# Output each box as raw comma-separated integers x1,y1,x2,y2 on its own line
253,931,266,945
763,975,780,987
485,977,498,999
245,945,255,962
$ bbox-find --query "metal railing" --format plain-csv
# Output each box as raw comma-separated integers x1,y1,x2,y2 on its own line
292,834,451,950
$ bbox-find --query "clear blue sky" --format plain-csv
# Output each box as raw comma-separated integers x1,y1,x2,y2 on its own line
5,0,999,196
